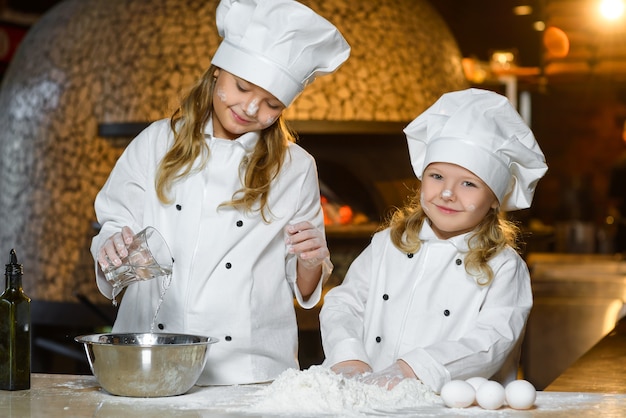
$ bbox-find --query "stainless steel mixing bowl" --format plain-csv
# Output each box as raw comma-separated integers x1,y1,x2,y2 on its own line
75,332,218,397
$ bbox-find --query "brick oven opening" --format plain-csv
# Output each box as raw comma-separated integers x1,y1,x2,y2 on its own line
297,127,419,228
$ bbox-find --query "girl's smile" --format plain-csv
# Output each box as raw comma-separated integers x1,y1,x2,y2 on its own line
434,204,460,214
230,108,253,124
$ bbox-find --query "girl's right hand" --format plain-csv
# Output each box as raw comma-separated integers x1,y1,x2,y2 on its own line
97,226,135,271
331,360,372,378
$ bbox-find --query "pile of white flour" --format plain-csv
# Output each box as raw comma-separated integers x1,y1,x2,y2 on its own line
231,366,442,416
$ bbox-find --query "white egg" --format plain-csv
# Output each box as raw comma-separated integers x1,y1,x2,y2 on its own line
505,379,537,410
475,380,505,410
465,376,488,391
440,380,475,408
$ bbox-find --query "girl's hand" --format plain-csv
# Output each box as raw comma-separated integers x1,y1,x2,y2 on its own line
331,360,372,378
360,360,417,390
97,226,135,271
285,221,330,269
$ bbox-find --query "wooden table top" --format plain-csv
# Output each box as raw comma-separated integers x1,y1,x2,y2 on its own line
545,313,626,393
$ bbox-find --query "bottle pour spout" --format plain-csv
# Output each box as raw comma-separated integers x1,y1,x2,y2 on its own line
6,249,23,276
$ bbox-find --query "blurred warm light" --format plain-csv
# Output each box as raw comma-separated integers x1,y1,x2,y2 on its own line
533,20,546,31
599,0,625,20
602,299,624,339
461,57,488,83
490,50,516,70
513,5,533,15
462,56,539,84
543,26,570,58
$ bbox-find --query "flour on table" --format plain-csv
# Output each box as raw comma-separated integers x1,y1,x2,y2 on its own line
231,365,442,416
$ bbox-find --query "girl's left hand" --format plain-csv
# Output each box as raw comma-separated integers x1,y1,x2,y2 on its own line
285,221,330,269
360,360,417,390
331,360,372,378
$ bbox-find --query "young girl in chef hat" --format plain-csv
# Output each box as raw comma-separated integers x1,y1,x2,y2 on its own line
92,0,349,385
320,88,548,393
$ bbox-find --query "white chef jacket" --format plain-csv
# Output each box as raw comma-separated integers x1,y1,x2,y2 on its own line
91,118,327,385
320,221,532,393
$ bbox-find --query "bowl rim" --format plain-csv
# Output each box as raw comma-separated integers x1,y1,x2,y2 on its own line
74,332,219,346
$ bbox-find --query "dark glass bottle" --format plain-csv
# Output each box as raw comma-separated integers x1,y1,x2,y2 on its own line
0,249,31,390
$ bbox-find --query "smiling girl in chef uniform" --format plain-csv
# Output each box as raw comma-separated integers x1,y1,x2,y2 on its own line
90,0,349,385
320,88,548,393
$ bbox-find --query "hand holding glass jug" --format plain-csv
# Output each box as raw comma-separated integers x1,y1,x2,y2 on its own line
97,226,173,302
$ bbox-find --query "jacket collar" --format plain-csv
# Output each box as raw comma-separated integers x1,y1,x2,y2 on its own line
418,220,472,253
203,116,260,154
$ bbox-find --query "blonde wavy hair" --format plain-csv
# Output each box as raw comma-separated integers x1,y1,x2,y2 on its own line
155,65,297,221
386,190,521,286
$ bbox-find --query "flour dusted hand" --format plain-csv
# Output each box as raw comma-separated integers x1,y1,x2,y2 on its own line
331,360,372,378
361,361,417,390
97,226,135,270
285,221,330,269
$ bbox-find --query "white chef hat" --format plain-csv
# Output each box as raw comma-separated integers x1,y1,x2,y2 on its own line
211,0,350,107
404,88,548,211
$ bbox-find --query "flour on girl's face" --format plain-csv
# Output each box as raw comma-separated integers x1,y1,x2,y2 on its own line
216,87,227,102
264,115,277,126
245,99,259,116
421,193,430,213
231,366,441,416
